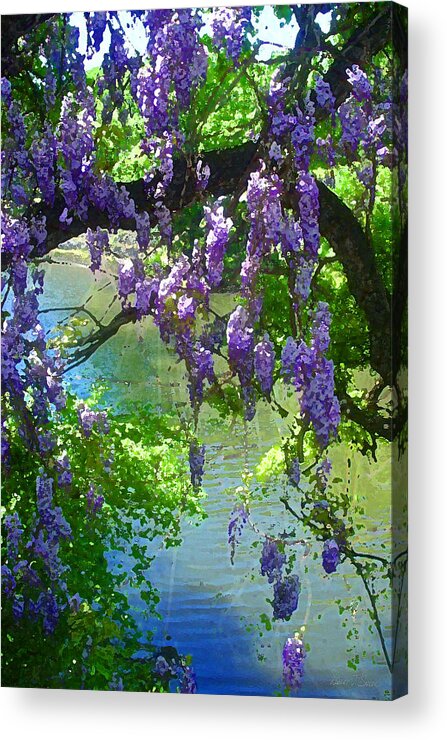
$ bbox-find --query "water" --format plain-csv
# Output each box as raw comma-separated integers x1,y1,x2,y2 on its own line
39,260,398,699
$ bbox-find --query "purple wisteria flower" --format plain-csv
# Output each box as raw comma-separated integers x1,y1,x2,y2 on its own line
134,8,207,141
1,565,17,597
260,539,286,584
280,313,340,449
254,334,275,395
157,254,190,315
339,99,366,155
85,11,107,55
312,302,331,355
282,635,306,690
244,167,283,291
296,172,320,259
135,278,156,319
5,473,73,634
189,441,205,489
211,7,252,62
4,512,24,558
280,215,303,258
322,539,341,574
185,343,215,410
357,163,374,189
77,403,109,437
12,594,25,621
272,575,300,620
177,294,196,321
300,354,341,448
37,591,60,634
86,227,108,272
31,124,56,206
135,211,151,251
227,305,255,402
178,664,197,694
268,141,283,162
228,503,248,565
347,64,372,103
56,452,72,488
316,134,336,168
118,259,136,305
196,159,210,191
315,75,336,122
291,107,315,172
204,201,232,287
86,484,105,515
281,337,300,381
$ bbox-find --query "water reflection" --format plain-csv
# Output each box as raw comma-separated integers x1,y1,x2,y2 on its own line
40,261,393,698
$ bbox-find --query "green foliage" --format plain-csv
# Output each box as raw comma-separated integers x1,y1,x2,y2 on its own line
255,445,285,482
1,390,204,690
183,50,273,151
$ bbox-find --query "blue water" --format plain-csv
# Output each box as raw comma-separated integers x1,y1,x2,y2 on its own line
39,261,398,699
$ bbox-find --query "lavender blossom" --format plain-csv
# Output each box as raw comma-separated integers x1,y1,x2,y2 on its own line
178,664,197,694
315,75,336,122
211,7,252,62
228,503,248,565
272,575,300,620
322,539,340,574
196,159,210,191
280,337,299,381
317,457,332,490
86,227,108,273
4,512,23,558
189,441,205,489
347,64,372,103
227,305,254,388
260,539,286,584
282,635,306,690
56,452,72,488
204,201,232,287
254,334,275,395
118,259,136,304
135,211,151,251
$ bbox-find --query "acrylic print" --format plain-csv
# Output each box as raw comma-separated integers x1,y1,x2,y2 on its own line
1,3,408,699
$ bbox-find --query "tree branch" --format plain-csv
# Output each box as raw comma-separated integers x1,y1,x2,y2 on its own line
63,306,138,372
315,181,392,385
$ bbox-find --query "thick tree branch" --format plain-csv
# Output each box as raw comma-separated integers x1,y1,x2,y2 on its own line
316,181,392,385
34,164,395,392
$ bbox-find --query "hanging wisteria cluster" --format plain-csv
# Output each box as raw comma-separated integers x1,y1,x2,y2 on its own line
1,6,404,694
2,472,72,634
